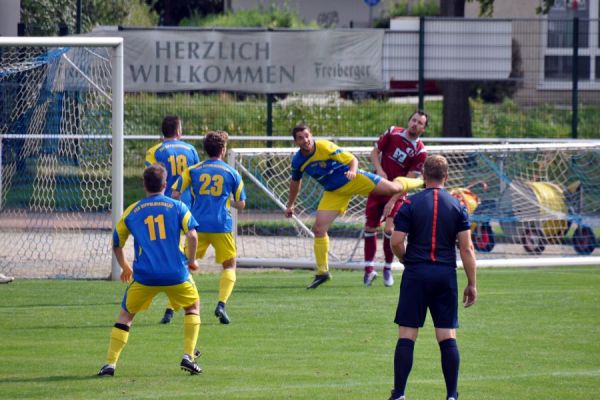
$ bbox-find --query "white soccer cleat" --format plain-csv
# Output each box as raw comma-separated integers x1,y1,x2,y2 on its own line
0,273,14,284
363,271,378,286
383,269,394,287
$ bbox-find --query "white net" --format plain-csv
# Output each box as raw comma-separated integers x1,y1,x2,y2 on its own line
0,43,115,278
231,142,600,268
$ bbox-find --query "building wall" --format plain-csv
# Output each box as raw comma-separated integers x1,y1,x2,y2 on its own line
0,0,21,36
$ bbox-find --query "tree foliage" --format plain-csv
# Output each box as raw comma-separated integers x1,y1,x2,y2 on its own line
180,4,317,29
20,0,158,35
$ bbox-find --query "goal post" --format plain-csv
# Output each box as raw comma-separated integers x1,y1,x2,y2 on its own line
0,36,123,280
230,141,600,269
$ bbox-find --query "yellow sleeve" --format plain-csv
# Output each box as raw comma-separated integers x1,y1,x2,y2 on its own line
112,202,137,247
173,166,192,193
323,140,354,166
145,143,161,167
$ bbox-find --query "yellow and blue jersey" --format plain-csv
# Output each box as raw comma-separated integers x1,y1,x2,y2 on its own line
145,140,200,207
113,194,199,286
291,139,355,191
173,159,246,233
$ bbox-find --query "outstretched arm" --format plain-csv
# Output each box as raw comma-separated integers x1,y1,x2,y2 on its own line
285,179,301,218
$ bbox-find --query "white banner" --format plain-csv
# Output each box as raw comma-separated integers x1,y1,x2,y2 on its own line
92,28,385,93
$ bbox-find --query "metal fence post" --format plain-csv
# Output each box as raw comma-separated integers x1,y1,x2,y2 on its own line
266,93,273,147
571,17,579,139
418,16,425,110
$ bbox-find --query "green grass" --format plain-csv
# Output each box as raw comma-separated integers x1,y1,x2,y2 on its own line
1,267,599,399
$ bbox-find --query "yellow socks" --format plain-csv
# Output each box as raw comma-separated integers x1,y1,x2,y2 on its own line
106,324,129,365
394,176,424,192
314,235,329,275
183,313,200,357
218,268,236,304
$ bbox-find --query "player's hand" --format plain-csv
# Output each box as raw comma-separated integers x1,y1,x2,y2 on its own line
188,260,199,272
383,200,395,219
120,264,132,283
376,168,388,180
284,206,294,218
463,284,477,307
345,170,357,180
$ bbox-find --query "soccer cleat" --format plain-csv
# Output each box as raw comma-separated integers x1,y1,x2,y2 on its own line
180,356,203,375
214,302,231,325
160,308,174,324
194,349,201,360
448,398,456,400
363,270,378,286
97,364,115,377
306,272,331,289
383,269,394,287
0,273,14,284
387,391,405,400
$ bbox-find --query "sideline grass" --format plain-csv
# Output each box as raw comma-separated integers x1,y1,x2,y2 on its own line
1,267,599,399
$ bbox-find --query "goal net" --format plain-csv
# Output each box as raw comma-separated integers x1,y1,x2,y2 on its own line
0,37,123,279
230,142,600,269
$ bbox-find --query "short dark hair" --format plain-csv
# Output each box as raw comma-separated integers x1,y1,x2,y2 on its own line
144,163,167,193
203,131,229,158
291,124,309,140
161,115,181,138
409,110,429,127
424,155,448,182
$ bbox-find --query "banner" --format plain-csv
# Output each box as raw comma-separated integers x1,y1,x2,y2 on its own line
93,28,385,93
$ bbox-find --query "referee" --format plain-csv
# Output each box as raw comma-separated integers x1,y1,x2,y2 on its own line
388,154,477,400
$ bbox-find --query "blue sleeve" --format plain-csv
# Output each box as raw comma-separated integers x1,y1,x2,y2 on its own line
457,204,470,232
290,153,303,181
394,202,411,233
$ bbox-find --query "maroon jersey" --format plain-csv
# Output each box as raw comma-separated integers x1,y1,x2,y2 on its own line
376,126,427,179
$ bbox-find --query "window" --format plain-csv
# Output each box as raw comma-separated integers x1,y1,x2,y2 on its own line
542,0,600,87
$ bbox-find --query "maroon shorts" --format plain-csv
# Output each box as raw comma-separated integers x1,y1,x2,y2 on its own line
365,193,405,228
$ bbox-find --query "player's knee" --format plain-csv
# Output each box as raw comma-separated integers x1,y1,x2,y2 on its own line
312,225,328,237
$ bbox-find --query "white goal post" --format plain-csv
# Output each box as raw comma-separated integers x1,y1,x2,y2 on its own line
229,141,600,269
0,36,123,280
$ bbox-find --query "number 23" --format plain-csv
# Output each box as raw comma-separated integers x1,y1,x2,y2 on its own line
199,173,224,196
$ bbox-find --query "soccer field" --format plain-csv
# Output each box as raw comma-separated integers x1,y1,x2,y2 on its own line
1,267,599,400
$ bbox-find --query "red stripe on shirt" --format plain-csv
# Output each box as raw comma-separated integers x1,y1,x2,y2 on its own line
430,189,438,262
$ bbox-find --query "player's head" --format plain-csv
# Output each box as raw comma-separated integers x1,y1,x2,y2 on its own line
204,130,229,158
406,110,428,139
144,163,167,194
423,155,448,184
291,124,314,153
161,115,182,139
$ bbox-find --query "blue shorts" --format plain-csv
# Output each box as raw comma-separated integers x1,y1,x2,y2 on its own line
394,264,458,329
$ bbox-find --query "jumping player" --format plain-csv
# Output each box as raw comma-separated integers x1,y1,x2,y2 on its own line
284,124,425,289
363,110,428,287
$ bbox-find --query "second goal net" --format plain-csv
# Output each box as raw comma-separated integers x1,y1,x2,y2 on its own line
230,141,600,269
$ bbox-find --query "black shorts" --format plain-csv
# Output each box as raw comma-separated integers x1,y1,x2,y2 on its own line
394,264,458,329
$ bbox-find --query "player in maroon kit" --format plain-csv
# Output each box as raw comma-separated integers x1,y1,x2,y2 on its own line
363,110,428,287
